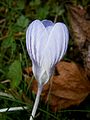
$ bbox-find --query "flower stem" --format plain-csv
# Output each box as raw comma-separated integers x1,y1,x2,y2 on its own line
30,85,43,120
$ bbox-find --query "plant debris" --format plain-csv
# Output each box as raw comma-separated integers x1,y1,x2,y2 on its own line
25,61,90,112
67,5,90,78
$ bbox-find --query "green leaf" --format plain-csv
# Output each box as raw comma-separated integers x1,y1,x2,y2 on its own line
1,36,16,52
30,0,41,6
36,5,49,19
17,0,25,10
8,60,22,88
16,15,29,28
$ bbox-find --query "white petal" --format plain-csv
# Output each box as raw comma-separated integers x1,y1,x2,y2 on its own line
62,24,69,55
26,20,48,64
46,26,53,35
41,22,69,68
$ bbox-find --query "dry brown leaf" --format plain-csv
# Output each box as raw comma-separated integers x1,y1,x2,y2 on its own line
24,67,32,75
68,5,90,48
84,45,90,78
29,61,90,112
67,5,90,78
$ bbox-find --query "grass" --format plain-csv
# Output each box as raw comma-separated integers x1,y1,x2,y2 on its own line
0,0,90,120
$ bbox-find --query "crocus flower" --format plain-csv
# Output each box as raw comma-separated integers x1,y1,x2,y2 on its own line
26,19,69,120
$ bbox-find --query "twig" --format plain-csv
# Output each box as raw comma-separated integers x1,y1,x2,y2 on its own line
54,14,58,23
0,32,25,41
0,35,8,41
0,91,14,99
46,77,53,103
1,79,10,84
0,19,5,24
0,106,28,113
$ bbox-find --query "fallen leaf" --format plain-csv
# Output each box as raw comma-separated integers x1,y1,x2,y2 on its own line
28,61,90,112
24,67,32,75
67,5,90,78
84,45,90,78
68,5,90,47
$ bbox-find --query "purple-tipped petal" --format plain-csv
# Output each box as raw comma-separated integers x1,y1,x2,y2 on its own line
42,20,54,27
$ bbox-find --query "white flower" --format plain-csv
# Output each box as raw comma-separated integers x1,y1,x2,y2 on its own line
26,19,69,120
26,19,69,86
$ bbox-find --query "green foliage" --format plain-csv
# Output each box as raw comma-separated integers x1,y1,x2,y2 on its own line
30,0,41,6
16,0,25,10
1,36,16,53
8,60,22,88
36,5,49,19
16,15,29,28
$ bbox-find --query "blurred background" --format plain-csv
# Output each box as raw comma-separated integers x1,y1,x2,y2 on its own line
0,0,90,120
